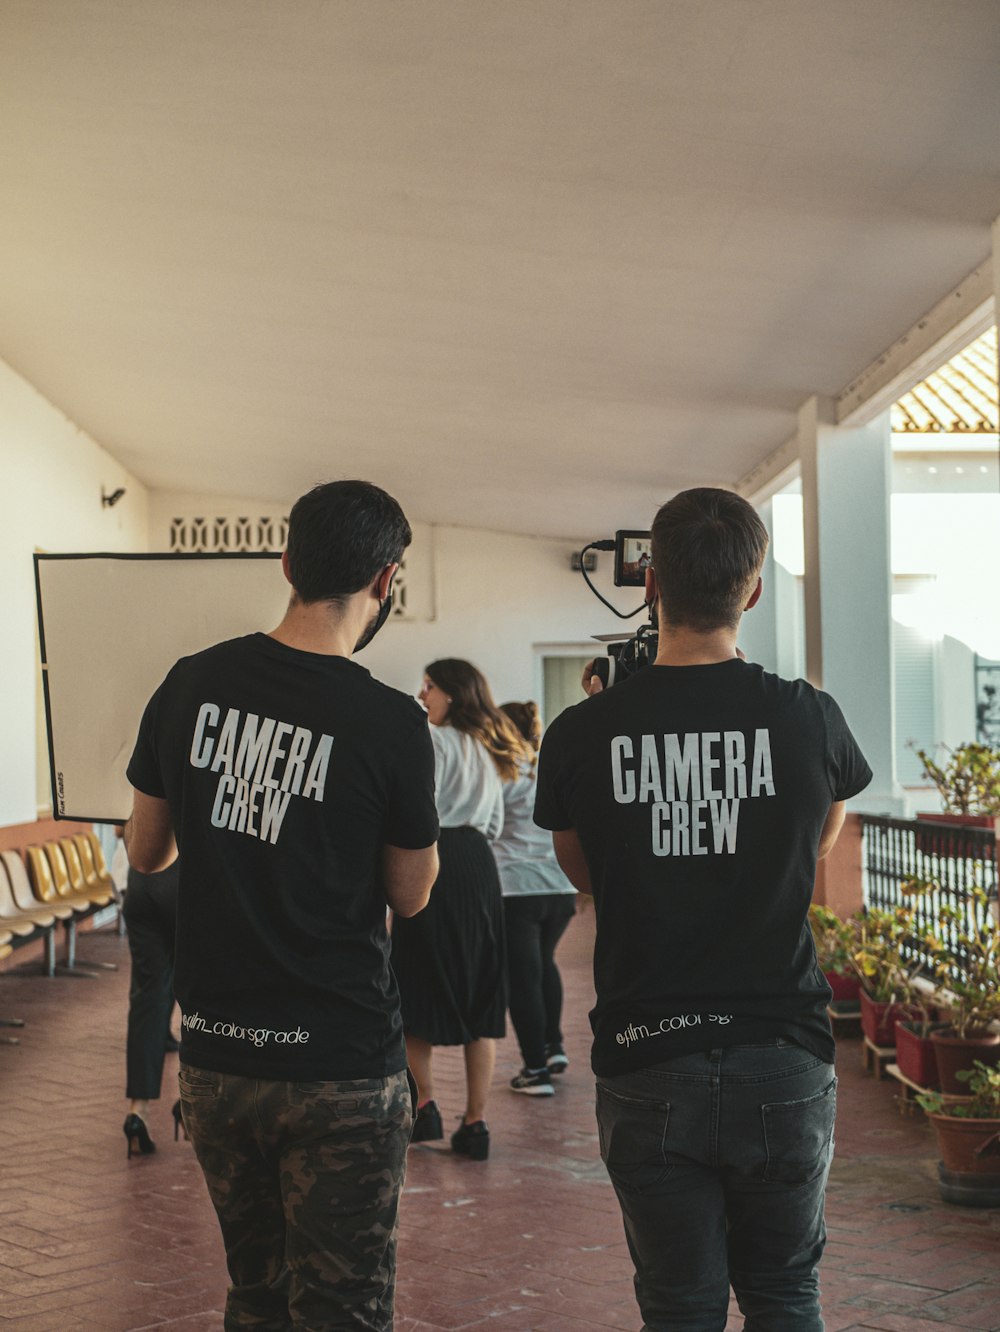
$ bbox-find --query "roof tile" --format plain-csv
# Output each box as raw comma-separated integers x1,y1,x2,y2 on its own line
892,327,998,433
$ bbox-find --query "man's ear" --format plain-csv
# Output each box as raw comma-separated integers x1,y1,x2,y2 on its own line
745,576,763,611
644,566,658,607
281,550,293,586
376,563,399,601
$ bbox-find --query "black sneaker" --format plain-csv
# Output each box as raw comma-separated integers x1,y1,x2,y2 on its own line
545,1044,569,1075
510,1067,555,1096
451,1119,489,1160
411,1099,443,1143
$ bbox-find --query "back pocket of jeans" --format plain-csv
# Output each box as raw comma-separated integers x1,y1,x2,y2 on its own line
178,1067,220,1102
596,1083,672,1194
761,1078,836,1183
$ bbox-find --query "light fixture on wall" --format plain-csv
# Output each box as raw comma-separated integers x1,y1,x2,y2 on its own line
101,487,126,508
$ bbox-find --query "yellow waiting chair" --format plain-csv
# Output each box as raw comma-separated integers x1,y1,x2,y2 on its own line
27,844,117,976
23,847,75,919
59,838,114,908
74,833,118,900
0,851,59,975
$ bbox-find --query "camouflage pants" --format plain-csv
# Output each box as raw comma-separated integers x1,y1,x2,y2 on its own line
178,1063,413,1331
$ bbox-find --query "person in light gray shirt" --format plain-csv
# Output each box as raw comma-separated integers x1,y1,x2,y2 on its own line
496,701,577,1097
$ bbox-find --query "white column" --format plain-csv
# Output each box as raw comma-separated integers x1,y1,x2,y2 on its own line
738,498,779,674
799,396,904,813
798,396,827,691
773,559,805,682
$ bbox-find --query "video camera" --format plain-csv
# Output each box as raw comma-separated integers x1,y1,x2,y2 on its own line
579,530,658,688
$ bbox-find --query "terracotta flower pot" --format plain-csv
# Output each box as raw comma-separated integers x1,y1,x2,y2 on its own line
931,1028,1000,1095
825,970,861,1004
937,1163,1000,1208
859,991,919,1047
927,1113,1000,1176
895,1021,948,1088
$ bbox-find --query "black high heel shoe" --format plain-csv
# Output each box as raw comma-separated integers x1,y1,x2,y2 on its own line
123,1113,155,1159
172,1099,189,1142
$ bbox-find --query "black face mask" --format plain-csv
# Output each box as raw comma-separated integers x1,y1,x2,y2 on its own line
354,574,395,653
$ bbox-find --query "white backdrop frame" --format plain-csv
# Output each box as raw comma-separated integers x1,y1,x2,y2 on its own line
35,552,287,823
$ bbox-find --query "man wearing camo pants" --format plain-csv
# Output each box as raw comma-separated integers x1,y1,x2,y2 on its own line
125,481,440,1330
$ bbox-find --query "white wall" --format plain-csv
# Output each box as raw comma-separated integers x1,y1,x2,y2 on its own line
146,493,646,709
0,358,149,825
901,636,977,818
890,493,1000,660
360,524,644,705
773,487,1000,757
149,494,812,713
934,635,979,756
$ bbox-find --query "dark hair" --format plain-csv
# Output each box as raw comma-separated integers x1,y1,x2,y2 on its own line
286,480,411,604
425,660,533,781
650,487,768,631
500,701,542,754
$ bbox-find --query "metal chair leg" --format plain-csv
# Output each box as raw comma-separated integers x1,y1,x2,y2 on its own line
54,918,117,977
54,920,97,979
44,929,56,977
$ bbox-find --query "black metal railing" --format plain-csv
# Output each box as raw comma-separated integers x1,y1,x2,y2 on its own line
860,815,998,976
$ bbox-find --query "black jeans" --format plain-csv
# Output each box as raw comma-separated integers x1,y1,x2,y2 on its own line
503,894,576,1069
597,1041,836,1332
123,863,179,1100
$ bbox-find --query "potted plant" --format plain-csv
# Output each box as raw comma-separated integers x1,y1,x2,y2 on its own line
809,904,861,1004
852,906,924,1048
912,742,1000,853
925,883,1000,1093
918,1061,1000,1207
895,1012,950,1089
889,880,949,1087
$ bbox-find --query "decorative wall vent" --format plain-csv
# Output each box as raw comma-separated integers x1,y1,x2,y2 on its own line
169,515,289,553
167,515,412,618
390,564,409,617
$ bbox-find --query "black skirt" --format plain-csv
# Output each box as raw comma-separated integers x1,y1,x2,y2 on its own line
391,826,507,1045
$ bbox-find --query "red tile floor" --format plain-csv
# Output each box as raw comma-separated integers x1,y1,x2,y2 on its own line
1,907,998,1330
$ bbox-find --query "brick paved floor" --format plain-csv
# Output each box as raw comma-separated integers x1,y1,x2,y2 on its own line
1,908,998,1330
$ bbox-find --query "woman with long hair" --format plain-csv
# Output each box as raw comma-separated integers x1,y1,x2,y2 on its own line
393,658,532,1160
495,701,577,1096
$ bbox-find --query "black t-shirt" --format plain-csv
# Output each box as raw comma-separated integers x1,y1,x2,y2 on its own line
534,660,872,1076
127,633,438,1081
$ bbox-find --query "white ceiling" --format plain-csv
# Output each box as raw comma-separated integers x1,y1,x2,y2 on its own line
2,0,1000,538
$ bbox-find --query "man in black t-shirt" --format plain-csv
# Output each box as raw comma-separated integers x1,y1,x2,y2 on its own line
125,481,439,1331
535,488,871,1332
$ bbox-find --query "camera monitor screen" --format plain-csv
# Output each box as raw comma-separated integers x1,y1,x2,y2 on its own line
614,530,652,587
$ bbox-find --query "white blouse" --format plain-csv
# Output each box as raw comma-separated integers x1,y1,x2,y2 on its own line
431,725,504,840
